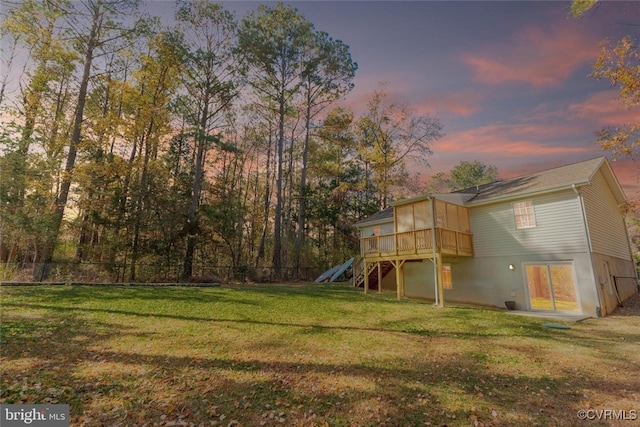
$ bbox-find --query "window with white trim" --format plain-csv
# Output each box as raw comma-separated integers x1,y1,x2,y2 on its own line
513,200,536,229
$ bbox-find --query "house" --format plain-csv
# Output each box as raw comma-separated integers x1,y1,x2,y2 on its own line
353,157,638,317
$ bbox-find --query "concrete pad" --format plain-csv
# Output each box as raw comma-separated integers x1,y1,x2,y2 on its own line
507,310,590,322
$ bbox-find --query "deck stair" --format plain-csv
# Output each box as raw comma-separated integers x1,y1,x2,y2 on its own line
353,258,394,290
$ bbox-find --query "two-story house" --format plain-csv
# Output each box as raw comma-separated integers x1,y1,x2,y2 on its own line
353,157,638,317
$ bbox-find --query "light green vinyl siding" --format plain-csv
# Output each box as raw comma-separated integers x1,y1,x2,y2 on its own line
359,221,394,238
470,190,589,257
581,170,631,260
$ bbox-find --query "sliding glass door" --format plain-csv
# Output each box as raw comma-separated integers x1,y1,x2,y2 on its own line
525,263,580,313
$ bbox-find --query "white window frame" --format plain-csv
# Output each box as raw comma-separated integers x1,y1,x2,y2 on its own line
522,261,581,313
513,200,536,229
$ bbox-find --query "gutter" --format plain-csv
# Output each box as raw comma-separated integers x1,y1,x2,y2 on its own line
466,181,590,207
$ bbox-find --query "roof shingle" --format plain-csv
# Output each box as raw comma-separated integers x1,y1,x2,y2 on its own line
355,157,624,226
456,157,605,205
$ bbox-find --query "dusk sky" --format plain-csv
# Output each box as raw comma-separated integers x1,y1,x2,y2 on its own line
195,1,639,198
5,1,638,197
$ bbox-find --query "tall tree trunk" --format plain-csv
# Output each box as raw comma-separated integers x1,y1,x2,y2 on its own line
129,132,152,281
76,69,111,263
294,100,312,278
272,87,286,278
183,99,210,279
41,9,100,269
282,124,297,280
255,130,273,269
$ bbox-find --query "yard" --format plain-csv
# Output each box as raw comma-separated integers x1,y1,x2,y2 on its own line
1,284,638,426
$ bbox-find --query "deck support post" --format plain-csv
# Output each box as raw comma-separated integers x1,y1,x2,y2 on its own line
364,260,369,294
393,259,406,300
377,261,382,293
431,197,441,306
435,253,444,307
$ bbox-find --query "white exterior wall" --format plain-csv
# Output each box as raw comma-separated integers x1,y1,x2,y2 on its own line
359,220,395,260
401,189,602,316
359,221,394,239
359,164,637,318
471,190,589,256
457,190,598,315
580,169,636,314
581,170,632,261
591,253,637,315
404,260,435,299
444,253,600,316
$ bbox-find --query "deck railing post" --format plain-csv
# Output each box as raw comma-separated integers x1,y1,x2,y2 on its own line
395,233,398,256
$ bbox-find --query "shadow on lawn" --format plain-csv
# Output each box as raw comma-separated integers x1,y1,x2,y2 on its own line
2,308,638,426
4,301,561,341
4,286,639,425
0,311,141,410
0,284,255,305
0,283,374,310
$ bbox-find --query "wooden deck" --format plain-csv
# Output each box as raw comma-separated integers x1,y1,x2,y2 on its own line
360,227,473,262
354,198,474,302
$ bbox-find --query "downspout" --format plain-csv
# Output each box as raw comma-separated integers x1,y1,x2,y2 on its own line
621,208,639,288
573,184,602,316
431,197,439,305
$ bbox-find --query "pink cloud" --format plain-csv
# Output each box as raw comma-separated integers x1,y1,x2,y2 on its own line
567,91,640,126
435,123,590,157
609,159,640,199
462,23,599,87
414,90,484,117
343,80,483,119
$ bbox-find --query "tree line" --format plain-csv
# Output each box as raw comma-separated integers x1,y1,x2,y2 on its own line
0,0,444,281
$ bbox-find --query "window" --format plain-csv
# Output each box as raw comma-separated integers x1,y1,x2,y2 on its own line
513,201,536,229
396,205,413,232
442,265,452,289
435,200,446,227
525,263,579,312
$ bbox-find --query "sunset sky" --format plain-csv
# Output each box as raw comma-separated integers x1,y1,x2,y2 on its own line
202,1,639,198
6,1,637,197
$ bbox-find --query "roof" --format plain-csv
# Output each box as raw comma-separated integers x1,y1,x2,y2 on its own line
355,157,627,226
430,192,477,205
457,157,626,206
354,206,393,227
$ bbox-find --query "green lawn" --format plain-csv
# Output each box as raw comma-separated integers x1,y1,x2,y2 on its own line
1,284,638,426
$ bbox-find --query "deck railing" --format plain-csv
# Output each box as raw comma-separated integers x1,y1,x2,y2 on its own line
361,227,473,258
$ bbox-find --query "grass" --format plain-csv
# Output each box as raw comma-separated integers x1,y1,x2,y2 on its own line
1,283,639,426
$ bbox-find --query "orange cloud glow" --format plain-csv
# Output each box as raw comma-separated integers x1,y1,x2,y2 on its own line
435,123,590,157
462,23,599,87
414,90,484,117
567,91,640,126
609,159,640,199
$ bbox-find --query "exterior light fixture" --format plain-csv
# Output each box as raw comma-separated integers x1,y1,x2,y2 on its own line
509,264,515,270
